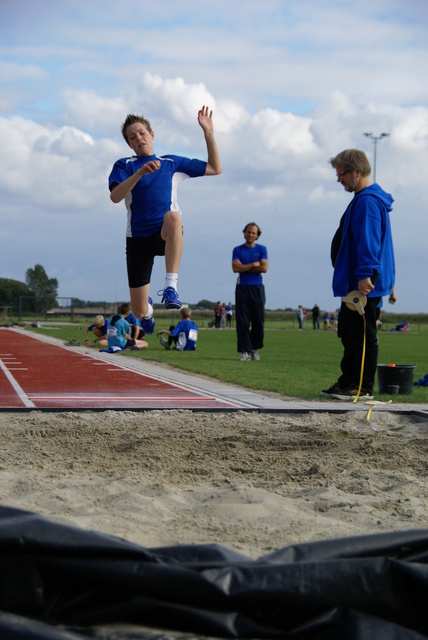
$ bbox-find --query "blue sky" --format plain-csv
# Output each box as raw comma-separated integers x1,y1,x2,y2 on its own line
1,0,427,314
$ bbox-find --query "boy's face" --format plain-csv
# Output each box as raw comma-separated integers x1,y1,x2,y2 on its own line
126,122,155,157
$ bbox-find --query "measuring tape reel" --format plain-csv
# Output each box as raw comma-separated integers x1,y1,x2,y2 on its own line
341,290,367,315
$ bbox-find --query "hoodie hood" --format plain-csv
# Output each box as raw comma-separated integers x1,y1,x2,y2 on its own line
356,183,394,212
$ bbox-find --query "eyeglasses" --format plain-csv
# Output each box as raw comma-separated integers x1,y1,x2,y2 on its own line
336,170,352,180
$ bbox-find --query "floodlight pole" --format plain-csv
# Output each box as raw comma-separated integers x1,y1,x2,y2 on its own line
363,132,390,183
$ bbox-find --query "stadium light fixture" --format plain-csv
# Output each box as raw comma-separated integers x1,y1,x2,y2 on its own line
363,132,390,182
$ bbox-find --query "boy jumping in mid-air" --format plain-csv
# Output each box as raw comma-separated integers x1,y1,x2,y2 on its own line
108,106,222,336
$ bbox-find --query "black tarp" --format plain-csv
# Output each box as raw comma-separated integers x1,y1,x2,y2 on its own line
0,505,427,639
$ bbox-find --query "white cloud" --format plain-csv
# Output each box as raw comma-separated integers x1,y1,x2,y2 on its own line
0,116,120,209
252,108,316,156
62,89,129,136
391,107,428,151
308,186,337,203
246,184,287,201
1,1,427,312
142,73,214,122
0,60,48,81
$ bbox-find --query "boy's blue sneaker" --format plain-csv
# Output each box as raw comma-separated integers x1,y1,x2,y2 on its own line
141,297,155,335
158,287,182,310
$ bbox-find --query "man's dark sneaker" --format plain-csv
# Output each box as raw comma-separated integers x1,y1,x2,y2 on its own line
320,383,342,397
333,388,374,401
141,297,155,335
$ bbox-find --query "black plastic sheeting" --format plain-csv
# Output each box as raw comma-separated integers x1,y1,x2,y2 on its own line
1,505,427,639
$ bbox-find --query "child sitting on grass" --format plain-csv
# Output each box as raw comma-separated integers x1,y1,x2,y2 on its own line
107,303,148,352
157,307,198,351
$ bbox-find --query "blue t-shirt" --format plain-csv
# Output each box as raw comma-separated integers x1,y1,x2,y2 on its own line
171,320,198,351
107,315,130,349
87,318,109,335
127,311,141,327
109,154,207,238
232,243,268,285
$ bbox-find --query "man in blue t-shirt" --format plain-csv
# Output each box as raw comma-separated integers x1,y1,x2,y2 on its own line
157,307,198,351
232,222,269,361
108,106,222,337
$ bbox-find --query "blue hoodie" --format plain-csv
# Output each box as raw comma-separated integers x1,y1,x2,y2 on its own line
332,183,395,298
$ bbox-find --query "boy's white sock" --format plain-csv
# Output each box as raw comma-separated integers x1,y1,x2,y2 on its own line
143,302,153,319
164,273,178,291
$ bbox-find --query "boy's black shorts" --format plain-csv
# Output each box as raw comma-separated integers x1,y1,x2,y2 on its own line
126,231,166,288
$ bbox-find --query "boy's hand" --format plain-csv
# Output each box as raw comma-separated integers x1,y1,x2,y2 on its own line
198,105,214,133
139,160,160,176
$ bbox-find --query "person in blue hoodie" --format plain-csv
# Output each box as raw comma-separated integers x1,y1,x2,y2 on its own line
321,149,395,401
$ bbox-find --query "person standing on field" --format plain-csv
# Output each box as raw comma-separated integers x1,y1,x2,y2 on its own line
312,304,320,330
321,149,395,401
232,222,268,361
225,302,233,328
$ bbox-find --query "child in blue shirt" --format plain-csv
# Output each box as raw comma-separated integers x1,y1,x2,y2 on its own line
157,307,198,351
107,303,148,352
84,315,109,348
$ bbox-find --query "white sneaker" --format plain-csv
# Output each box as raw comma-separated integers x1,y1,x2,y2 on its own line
239,352,251,361
252,350,260,361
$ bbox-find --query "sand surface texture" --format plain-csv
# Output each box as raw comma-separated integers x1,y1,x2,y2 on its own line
1,409,427,558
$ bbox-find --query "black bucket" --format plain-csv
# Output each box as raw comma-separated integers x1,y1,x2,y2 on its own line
377,364,417,395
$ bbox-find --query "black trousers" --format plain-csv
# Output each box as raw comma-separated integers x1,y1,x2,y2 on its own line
235,284,265,354
337,296,380,393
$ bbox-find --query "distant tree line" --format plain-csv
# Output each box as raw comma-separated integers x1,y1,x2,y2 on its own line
70,298,114,308
0,264,58,314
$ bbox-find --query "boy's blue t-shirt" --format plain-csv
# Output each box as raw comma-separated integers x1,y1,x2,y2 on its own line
127,311,141,327
109,154,207,238
107,315,130,349
171,320,198,351
87,318,109,335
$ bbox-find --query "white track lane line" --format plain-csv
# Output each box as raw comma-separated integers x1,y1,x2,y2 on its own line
0,359,36,408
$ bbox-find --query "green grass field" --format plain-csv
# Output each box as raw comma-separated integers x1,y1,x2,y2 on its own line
31,321,428,404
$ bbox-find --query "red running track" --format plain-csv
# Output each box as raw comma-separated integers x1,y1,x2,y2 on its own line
0,328,242,410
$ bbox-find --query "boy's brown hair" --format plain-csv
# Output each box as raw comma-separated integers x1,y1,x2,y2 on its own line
118,302,131,315
121,114,153,143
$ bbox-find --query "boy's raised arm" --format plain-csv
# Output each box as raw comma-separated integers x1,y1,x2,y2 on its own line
198,106,222,176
